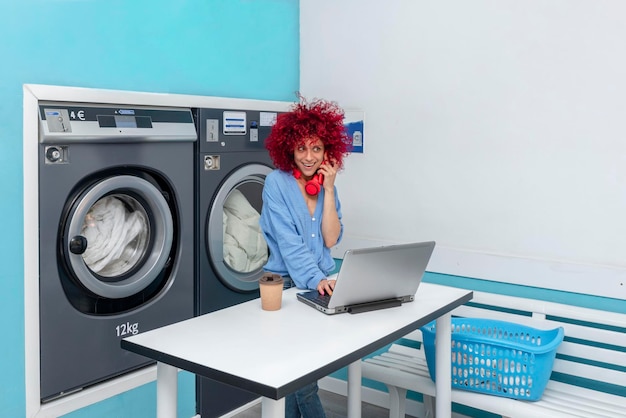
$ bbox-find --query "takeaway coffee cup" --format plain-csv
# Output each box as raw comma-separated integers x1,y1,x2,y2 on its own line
259,273,284,311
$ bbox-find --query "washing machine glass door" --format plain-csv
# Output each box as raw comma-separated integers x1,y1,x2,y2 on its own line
208,164,272,291
64,175,174,299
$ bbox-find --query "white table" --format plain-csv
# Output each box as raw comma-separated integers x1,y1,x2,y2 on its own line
122,283,472,418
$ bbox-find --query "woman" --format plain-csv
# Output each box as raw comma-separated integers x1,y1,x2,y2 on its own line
259,96,352,417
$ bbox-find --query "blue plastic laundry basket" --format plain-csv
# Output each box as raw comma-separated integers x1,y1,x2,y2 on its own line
421,318,564,401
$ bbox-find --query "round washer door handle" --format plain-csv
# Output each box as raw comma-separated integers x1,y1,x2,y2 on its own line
69,235,88,255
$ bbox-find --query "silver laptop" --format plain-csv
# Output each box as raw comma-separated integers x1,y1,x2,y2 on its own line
296,241,435,314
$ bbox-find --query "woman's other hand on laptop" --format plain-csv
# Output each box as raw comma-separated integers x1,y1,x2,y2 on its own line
317,278,336,296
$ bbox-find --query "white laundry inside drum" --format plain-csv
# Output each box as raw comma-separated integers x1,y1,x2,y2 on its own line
222,189,268,273
81,195,149,277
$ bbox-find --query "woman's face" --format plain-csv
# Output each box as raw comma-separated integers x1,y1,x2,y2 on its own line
293,137,325,179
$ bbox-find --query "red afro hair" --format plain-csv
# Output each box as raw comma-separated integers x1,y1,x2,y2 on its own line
266,95,352,171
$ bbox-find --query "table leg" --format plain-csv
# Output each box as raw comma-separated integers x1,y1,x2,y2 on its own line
347,360,362,418
156,362,177,418
435,312,452,418
261,396,285,418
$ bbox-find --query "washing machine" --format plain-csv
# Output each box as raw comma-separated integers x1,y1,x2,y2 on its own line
194,107,282,417
38,102,196,402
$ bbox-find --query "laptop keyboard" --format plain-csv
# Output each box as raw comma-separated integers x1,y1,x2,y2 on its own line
309,292,331,307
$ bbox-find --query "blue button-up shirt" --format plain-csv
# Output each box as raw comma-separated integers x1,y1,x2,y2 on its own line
260,169,343,290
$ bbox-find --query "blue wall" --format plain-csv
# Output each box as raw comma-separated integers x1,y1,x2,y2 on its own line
0,1,298,416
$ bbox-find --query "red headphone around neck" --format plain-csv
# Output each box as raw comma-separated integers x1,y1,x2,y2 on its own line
293,168,324,196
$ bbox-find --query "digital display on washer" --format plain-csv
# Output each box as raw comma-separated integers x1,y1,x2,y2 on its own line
97,115,153,128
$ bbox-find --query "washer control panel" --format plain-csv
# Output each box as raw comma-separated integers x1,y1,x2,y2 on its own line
38,102,197,143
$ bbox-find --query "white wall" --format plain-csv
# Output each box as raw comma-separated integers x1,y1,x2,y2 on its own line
300,1,626,299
